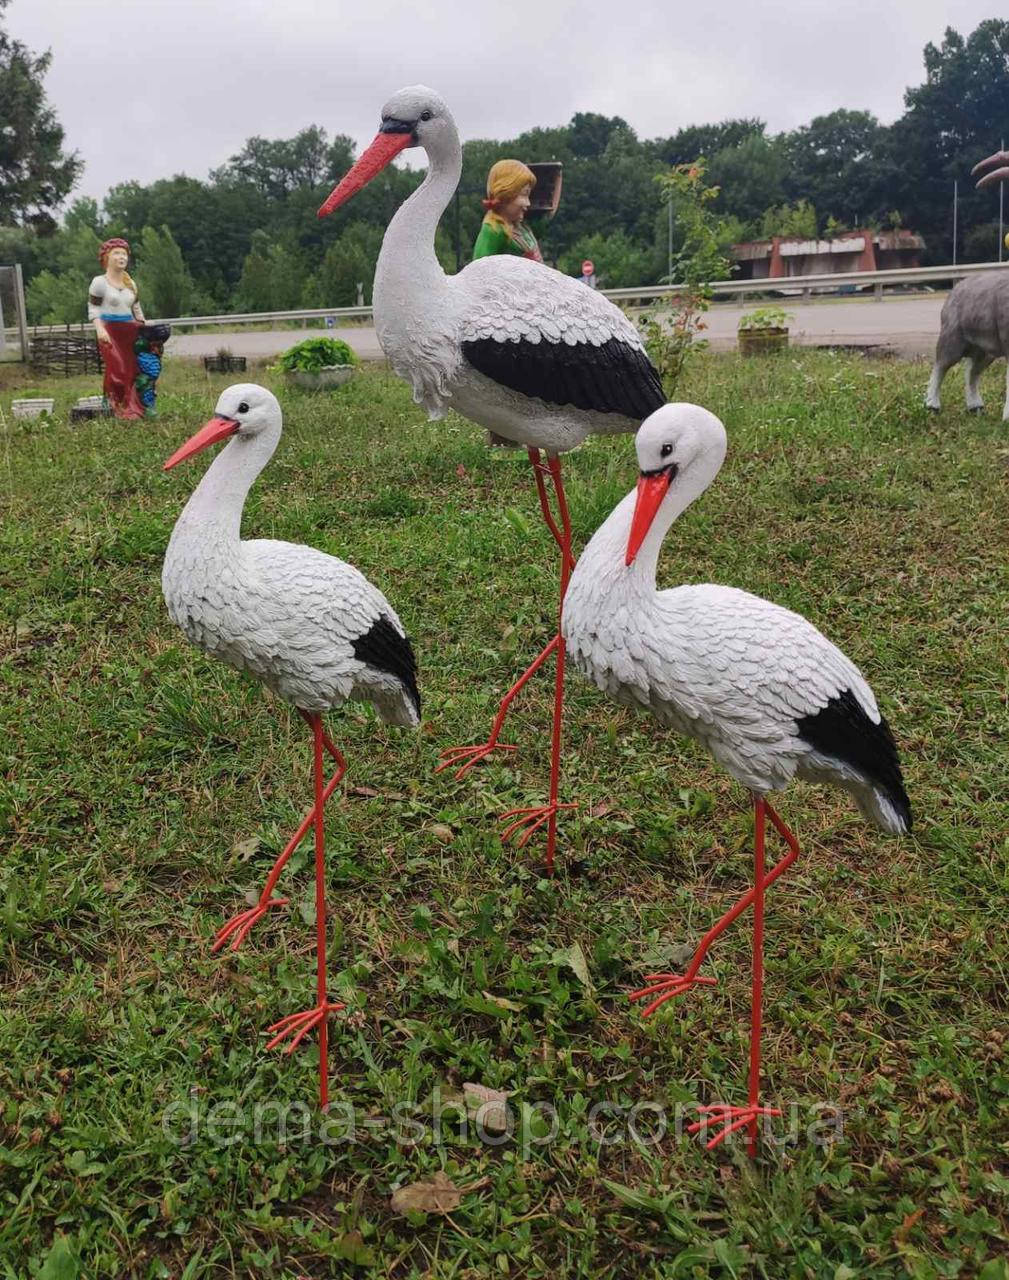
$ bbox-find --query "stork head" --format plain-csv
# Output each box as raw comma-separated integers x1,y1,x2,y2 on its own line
318,85,455,218
163,384,281,470
625,403,727,566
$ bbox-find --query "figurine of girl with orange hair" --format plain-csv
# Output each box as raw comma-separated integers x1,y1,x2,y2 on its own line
472,160,543,262
88,238,167,419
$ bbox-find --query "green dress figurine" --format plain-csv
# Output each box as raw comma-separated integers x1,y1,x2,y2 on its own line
472,159,543,262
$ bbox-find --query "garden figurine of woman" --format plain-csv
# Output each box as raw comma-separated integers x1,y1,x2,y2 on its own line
472,160,543,263
88,238,166,419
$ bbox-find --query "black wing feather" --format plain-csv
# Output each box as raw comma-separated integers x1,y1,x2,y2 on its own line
797,690,911,831
462,336,665,421
352,615,421,718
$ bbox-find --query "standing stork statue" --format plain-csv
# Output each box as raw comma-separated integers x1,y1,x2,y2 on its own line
162,385,421,1108
317,85,665,873
562,403,912,1155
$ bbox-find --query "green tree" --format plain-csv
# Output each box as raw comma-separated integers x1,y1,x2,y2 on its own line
781,109,883,231
135,224,194,317
235,231,308,312
652,119,766,167
0,0,81,226
760,199,818,239
557,230,653,288
706,134,787,231
877,20,1009,261
214,127,354,199
24,223,101,323
311,221,384,306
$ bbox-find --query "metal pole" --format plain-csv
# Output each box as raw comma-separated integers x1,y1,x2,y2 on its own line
1000,138,1005,263
952,180,958,266
13,263,29,361
667,193,673,282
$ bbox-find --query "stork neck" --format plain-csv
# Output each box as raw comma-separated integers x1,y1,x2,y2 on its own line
378,137,461,291
573,465,714,604
173,433,273,546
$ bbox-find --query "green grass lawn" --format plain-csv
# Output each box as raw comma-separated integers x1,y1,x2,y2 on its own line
1,353,1008,1279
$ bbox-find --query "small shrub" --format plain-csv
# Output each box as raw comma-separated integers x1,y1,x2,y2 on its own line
277,337,359,373
738,306,792,331
639,161,732,396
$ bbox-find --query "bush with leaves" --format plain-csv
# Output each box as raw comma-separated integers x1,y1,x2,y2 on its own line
638,161,732,396
276,337,358,372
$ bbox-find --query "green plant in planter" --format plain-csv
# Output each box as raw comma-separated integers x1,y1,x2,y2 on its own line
737,306,792,332
738,305,792,356
277,337,359,373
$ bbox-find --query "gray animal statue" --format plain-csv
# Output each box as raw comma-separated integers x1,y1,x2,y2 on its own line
924,272,1009,420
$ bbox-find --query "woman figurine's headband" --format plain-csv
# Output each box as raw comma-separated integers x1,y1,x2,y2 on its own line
99,237,130,263
483,159,536,209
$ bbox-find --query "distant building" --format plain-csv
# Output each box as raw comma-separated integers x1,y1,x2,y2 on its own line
730,228,925,281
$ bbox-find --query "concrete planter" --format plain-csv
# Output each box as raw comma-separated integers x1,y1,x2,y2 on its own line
288,365,357,390
738,327,789,355
12,397,56,420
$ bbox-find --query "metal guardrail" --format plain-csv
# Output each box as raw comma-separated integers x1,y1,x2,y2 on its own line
11,260,1009,341
605,259,1009,304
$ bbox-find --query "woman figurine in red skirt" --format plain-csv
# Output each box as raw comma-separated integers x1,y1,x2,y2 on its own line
88,238,148,419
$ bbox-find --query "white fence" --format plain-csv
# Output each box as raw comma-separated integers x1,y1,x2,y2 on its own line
9,259,1009,345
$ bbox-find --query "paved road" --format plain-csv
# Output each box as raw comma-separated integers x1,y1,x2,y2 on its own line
165,292,945,364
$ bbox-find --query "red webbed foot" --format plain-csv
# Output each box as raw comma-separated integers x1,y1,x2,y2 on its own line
264,1001,347,1054
628,971,718,1016
435,740,519,780
211,895,290,953
498,800,577,849
686,1103,782,1151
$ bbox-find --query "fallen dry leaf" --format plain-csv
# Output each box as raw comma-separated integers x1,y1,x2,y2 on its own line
390,1172,489,1215
463,1082,511,1133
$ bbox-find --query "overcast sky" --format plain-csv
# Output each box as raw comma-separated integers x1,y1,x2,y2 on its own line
10,0,1001,204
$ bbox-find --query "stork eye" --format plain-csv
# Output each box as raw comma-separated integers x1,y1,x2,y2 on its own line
660,443,673,459
420,110,432,121
237,401,249,414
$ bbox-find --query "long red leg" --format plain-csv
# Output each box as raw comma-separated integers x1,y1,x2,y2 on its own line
312,715,329,1108
680,796,793,1154
747,794,767,1156
630,798,800,1013
435,635,558,778
212,710,346,953
496,452,577,874
263,713,345,1107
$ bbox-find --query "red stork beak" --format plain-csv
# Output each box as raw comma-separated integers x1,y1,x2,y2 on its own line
625,470,673,566
163,416,240,471
317,130,414,218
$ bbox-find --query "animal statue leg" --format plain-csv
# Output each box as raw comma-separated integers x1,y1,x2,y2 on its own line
212,709,346,952
436,448,577,782
925,332,964,412
1003,358,1009,422
497,453,577,875
964,354,992,412
685,797,783,1153
264,713,346,1109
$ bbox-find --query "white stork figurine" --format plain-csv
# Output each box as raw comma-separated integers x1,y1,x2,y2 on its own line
162,384,420,1108
562,403,912,1156
317,85,665,873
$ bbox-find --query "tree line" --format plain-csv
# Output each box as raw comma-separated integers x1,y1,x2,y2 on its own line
4,14,1009,324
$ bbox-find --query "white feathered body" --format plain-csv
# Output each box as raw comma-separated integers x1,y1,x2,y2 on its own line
163,419,419,727
563,488,909,833
370,116,663,452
